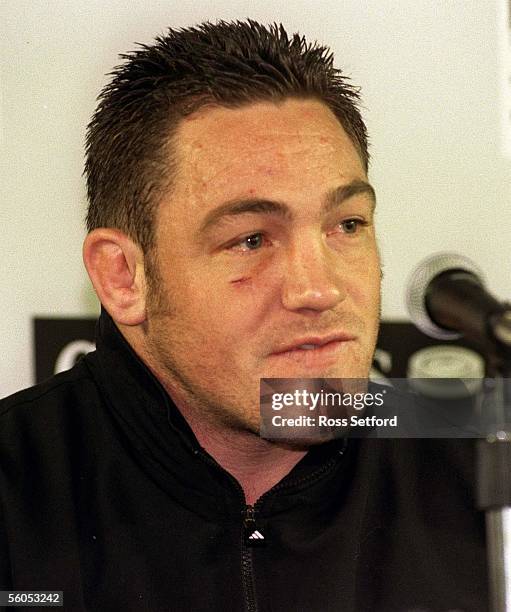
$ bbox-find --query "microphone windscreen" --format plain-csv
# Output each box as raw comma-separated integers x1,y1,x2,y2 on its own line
405,252,485,340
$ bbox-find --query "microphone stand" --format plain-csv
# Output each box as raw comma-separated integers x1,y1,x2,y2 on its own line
477,349,511,611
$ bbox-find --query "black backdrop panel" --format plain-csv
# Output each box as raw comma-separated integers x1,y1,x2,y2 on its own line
34,318,97,384
34,317,479,384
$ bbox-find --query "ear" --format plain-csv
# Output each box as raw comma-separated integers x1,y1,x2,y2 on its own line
83,228,147,326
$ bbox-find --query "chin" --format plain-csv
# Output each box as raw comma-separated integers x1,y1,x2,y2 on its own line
259,431,340,448
269,437,324,450
267,363,371,381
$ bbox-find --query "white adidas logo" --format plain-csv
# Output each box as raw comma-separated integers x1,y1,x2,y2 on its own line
248,530,265,540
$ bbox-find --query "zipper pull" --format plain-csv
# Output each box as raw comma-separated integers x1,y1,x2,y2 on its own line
243,505,266,547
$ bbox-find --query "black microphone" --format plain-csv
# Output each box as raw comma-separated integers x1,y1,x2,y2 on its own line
406,253,511,350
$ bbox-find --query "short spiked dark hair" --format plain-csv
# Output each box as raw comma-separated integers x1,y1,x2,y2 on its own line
85,19,369,254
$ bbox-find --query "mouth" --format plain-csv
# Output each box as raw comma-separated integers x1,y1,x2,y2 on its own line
268,338,355,368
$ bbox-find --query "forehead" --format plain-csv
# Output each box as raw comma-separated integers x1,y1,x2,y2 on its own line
163,99,367,229
176,98,363,173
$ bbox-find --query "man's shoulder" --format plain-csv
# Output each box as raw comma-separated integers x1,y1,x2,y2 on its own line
0,356,98,424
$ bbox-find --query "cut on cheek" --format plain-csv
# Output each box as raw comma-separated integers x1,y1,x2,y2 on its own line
230,276,252,285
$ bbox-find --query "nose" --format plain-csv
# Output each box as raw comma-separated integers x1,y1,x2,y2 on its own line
281,234,346,313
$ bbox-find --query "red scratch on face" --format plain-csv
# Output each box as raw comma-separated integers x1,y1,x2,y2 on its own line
231,277,251,285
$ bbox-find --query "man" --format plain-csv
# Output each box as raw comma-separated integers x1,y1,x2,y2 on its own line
0,20,487,611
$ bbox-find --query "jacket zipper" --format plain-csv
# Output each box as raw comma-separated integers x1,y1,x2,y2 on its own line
194,448,261,612
239,440,348,612
241,505,258,612
196,440,348,612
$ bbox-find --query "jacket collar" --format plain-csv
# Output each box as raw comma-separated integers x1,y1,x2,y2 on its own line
85,308,353,518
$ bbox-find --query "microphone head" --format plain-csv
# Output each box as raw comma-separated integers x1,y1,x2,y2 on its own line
405,252,485,340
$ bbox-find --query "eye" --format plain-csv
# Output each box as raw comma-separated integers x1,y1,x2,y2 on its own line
339,219,367,234
230,232,267,252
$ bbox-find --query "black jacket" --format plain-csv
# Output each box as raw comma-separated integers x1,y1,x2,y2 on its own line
0,312,488,611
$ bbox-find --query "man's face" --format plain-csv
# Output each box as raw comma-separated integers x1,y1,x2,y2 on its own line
144,98,380,433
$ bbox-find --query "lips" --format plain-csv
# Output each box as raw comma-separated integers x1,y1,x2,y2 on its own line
268,335,355,369
271,333,355,356
271,339,344,357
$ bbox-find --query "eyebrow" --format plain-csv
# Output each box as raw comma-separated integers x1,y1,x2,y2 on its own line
197,179,376,235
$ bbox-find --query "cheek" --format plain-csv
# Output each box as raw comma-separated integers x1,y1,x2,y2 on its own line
227,260,284,307
174,274,265,335
346,254,381,306
211,253,280,300
222,249,276,281
201,269,281,338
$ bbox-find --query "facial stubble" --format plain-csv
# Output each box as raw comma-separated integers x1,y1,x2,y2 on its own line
143,256,382,442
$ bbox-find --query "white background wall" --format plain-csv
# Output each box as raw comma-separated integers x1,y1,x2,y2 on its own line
1,0,510,398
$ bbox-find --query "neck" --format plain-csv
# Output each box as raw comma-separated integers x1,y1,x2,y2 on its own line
177,404,307,505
